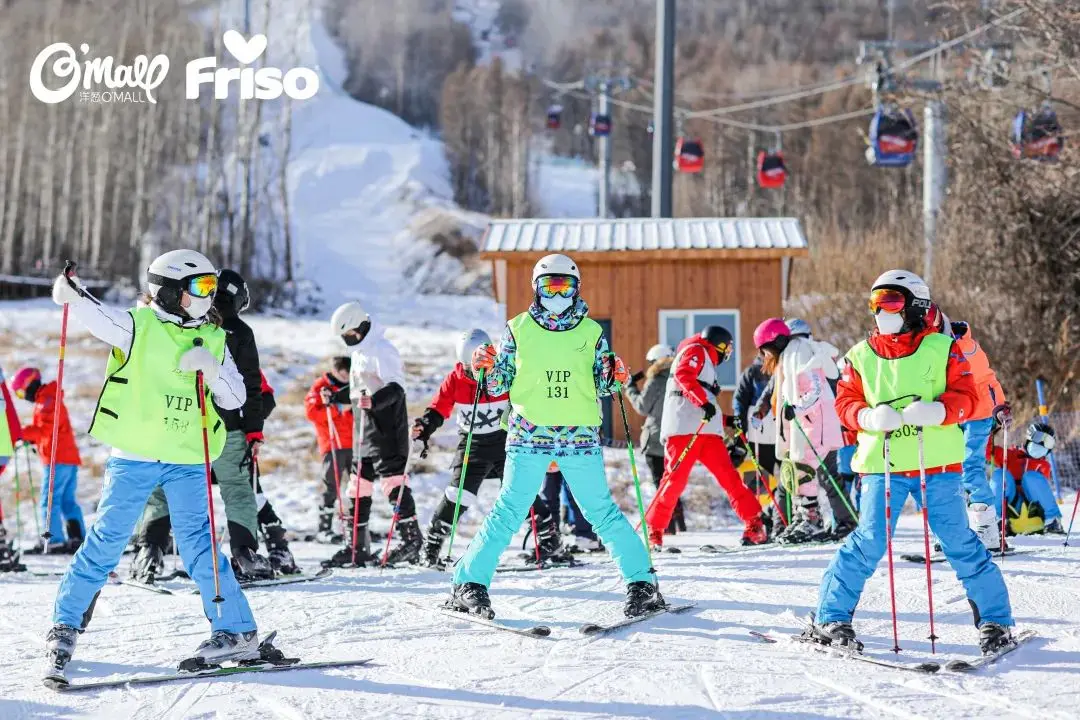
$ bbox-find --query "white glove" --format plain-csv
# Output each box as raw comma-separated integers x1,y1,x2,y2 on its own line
52,273,86,306
178,347,220,384
858,404,903,432
901,400,946,428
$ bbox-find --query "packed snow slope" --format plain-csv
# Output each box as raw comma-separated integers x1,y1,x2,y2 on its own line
2,303,1080,718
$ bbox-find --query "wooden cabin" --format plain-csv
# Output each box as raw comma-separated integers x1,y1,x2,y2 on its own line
479,217,809,445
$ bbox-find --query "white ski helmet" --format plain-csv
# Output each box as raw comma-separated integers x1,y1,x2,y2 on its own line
147,249,217,319
871,269,931,305
455,328,491,366
645,343,674,363
330,301,369,335
531,253,580,284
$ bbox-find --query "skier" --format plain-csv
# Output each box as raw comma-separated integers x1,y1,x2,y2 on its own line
130,269,279,583
648,326,768,549
46,251,260,677
0,376,26,572
11,366,86,553
448,254,662,618
626,343,685,535
811,269,1015,655
411,329,569,567
326,302,423,566
991,422,1064,535
305,356,353,543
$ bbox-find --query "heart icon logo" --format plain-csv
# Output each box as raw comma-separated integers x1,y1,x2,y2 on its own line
222,31,267,65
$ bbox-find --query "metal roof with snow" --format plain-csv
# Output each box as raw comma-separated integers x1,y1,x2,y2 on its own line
481,217,808,257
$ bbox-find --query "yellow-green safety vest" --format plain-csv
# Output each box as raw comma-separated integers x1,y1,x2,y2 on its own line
89,306,227,463
507,312,603,427
847,332,965,474
0,398,13,457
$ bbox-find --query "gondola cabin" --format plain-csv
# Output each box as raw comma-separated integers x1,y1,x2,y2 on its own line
756,151,787,189
1011,108,1064,161
868,108,918,167
546,105,563,130
589,113,612,137
674,137,704,173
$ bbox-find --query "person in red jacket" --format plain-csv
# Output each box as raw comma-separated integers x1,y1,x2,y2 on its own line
988,422,1063,535
304,356,353,543
11,367,85,553
411,329,568,568
649,327,768,549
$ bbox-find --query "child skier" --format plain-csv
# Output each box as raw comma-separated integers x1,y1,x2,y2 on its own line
811,269,1014,655
45,251,259,679
326,302,422,566
305,356,353,543
411,329,569,567
648,326,768,549
448,254,661,618
991,422,1064,535
11,366,85,553
0,375,26,572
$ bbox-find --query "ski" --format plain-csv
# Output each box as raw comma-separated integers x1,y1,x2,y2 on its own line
45,657,373,692
901,548,1032,565
579,603,696,637
750,630,941,673
436,606,552,638
699,539,838,554
191,567,333,593
108,572,174,595
496,560,587,574
944,629,1037,672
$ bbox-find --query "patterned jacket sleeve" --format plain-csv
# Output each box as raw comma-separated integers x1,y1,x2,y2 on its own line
486,324,517,396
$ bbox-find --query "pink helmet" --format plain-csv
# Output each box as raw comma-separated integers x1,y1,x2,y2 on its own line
10,367,41,399
753,318,791,350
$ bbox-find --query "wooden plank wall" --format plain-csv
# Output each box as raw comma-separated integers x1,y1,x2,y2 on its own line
500,256,783,444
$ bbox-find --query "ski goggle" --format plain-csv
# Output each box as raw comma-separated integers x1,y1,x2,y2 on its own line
536,275,579,299
868,288,907,314
186,274,218,298
1027,429,1056,452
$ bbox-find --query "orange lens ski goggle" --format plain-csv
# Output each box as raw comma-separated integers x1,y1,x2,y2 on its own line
536,275,579,299
868,288,907,314
187,274,218,298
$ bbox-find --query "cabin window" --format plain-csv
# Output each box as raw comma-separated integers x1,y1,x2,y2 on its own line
657,309,741,389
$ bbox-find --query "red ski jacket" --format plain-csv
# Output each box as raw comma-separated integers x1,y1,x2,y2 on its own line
426,363,508,436
672,336,723,408
305,374,353,453
989,444,1051,482
20,381,81,466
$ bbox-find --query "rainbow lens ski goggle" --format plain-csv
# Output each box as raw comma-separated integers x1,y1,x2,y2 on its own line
536,275,579,299
186,273,218,298
868,288,907,314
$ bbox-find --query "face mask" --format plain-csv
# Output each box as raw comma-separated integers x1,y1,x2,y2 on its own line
1026,442,1049,459
342,333,362,347
184,295,213,320
540,295,573,315
874,311,905,335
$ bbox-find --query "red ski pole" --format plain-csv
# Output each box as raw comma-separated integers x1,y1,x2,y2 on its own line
380,443,415,569
883,431,901,654
324,405,347,533
43,260,76,548
351,392,366,566
1000,425,1009,559
194,339,224,615
916,428,938,654
1065,487,1080,548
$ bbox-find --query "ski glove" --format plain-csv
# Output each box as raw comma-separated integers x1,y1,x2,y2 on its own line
782,404,797,421
992,402,1013,430
605,355,630,386
51,273,87,306
630,370,646,385
857,404,902,432
246,431,264,447
901,400,946,427
701,401,717,422
727,442,747,467
472,343,497,372
728,414,744,432
178,347,220,384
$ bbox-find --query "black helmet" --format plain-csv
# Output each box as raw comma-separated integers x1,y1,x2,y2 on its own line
700,325,734,363
215,268,250,314
1025,422,1056,451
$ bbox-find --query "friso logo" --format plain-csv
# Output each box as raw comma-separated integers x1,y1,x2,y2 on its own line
29,43,169,104
186,31,319,100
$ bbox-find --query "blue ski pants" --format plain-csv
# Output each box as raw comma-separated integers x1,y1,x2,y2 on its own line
454,451,654,587
54,458,256,633
960,418,998,508
992,468,1061,522
41,464,85,541
817,471,1013,627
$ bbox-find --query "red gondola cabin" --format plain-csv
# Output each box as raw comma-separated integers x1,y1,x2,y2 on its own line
546,105,563,130
675,137,704,173
590,113,612,137
756,151,787,189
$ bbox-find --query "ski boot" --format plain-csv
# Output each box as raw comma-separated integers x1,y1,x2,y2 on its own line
1042,518,1065,535
263,523,300,575
384,517,424,566
322,524,378,568
419,518,450,569
44,624,79,686
970,503,1002,550
179,630,261,671
230,546,275,583
535,515,574,565
446,582,494,619
65,519,84,553
831,520,858,542
740,515,770,546
129,542,166,583
0,528,26,573
624,581,666,618
805,619,864,651
777,504,829,545
314,509,343,544
567,535,604,554
978,622,1014,655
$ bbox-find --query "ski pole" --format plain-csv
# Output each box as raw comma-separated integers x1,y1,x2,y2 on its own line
615,383,654,569
43,260,76,548
324,405,348,534
1035,378,1063,502
193,339,224,615
637,418,707,529
1065,485,1080,548
736,428,788,526
883,432,901,654
445,368,486,563
529,507,542,569
789,413,859,522
916,428,939,654
351,392,366,566
380,441,417,569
